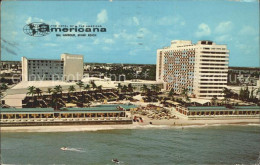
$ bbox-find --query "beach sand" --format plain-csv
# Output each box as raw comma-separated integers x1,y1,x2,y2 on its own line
1,117,259,132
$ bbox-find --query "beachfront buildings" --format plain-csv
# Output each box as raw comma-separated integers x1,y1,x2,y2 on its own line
22,53,83,81
156,40,229,99
175,105,260,119
0,105,133,126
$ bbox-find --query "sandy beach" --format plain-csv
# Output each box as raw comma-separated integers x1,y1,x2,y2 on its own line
1,117,259,132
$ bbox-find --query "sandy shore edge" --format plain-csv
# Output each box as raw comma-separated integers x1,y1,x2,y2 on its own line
1,118,260,132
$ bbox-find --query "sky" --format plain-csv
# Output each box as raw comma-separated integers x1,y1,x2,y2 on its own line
1,0,259,67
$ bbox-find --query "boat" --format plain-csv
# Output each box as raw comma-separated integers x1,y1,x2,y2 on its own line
112,159,120,164
60,147,68,151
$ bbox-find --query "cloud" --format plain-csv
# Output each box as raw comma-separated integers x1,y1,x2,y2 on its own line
195,23,211,37
240,0,258,2
102,46,111,51
235,43,252,54
157,15,186,26
215,21,233,34
113,29,136,41
215,35,232,43
104,38,114,44
97,9,108,24
133,17,139,26
44,43,58,47
76,21,88,26
239,26,258,35
26,17,32,24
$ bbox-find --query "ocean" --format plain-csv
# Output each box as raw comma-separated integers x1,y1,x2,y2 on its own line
1,125,260,165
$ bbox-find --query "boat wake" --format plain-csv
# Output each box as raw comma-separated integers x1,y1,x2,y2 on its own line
61,147,86,152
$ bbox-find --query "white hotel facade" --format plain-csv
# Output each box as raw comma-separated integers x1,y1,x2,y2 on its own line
156,40,229,99
22,53,84,81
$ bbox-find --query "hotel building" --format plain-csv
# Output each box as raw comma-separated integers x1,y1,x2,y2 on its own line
22,53,83,81
156,40,229,99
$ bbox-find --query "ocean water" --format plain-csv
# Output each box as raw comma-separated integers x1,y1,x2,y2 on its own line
1,125,260,165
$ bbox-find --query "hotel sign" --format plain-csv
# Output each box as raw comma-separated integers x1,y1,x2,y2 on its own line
23,22,106,37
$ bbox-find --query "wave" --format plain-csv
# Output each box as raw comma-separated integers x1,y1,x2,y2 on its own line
62,147,85,152
2,122,260,133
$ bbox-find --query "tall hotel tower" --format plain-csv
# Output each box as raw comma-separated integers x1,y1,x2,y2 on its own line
156,40,229,99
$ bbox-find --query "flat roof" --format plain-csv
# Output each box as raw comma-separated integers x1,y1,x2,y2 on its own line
58,111,123,114
0,108,54,113
0,104,137,114
61,107,118,111
27,58,61,61
187,106,260,111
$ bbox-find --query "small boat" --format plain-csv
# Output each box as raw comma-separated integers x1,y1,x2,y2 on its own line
112,159,120,164
60,147,68,151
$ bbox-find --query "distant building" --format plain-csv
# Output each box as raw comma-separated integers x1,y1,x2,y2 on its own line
156,40,229,99
61,53,84,81
22,53,83,81
120,79,163,92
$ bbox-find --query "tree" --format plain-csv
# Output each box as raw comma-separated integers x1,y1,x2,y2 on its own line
0,91,3,98
117,83,122,90
90,81,97,90
141,84,148,93
151,85,160,93
68,85,76,93
54,85,63,94
27,86,36,96
239,87,250,101
222,87,234,99
127,84,133,92
47,88,52,95
76,81,84,92
168,88,174,97
122,85,128,93
181,88,188,98
249,87,256,101
84,84,91,91
97,85,103,93
0,83,8,91
51,91,59,110
211,96,218,106
35,88,42,96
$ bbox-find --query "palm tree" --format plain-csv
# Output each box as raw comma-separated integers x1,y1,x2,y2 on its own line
122,85,128,93
117,83,122,94
51,91,59,110
117,83,122,90
211,96,218,106
68,85,76,93
250,87,256,101
222,87,233,99
27,86,36,96
0,83,8,91
141,84,148,93
47,88,52,95
127,84,133,92
151,85,160,93
84,84,91,91
0,91,3,98
35,88,42,96
54,85,63,94
97,85,103,93
90,81,97,90
181,88,188,97
76,81,84,92
168,88,174,97
256,87,260,100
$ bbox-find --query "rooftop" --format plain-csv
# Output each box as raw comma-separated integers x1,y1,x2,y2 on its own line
187,106,260,111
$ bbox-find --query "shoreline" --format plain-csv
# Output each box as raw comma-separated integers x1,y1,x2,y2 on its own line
1,118,259,132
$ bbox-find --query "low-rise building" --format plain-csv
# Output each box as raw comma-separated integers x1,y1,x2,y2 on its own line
120,79,164,92
22,53,84,81
175,105,260,119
